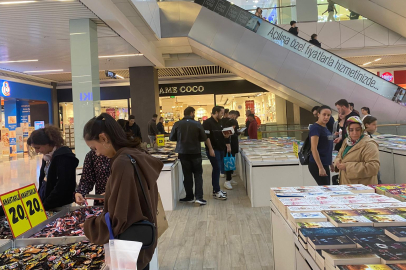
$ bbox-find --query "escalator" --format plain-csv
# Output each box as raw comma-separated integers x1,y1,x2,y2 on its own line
186,0,406,123
332,0,406,38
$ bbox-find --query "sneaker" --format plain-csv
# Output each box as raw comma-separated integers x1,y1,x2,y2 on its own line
179,198,195,203
230,180,238,185
214,191,227,200
224,181,233,190
213,190,227,196
220,174,225,178
195,199,207,205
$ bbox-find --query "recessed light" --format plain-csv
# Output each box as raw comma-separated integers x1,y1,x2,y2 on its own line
363,62,372,66
0,59,38,64
253,5,256,7
24,69,64,73
0,1,36,4
116,74,124,79
98,54,143,58
374,58,382,61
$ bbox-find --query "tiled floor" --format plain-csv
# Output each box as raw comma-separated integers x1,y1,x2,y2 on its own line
0,157,275,270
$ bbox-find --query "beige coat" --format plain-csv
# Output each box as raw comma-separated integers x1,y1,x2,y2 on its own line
334,135,380,185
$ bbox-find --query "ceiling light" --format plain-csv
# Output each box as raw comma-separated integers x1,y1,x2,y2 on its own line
374,58,382,61
253,5,256,7
363,62,372,66
0,59,38,64
70,32,87,35
0,1,36,4
24,69,64,73
116,74,124,79
98,54,143,58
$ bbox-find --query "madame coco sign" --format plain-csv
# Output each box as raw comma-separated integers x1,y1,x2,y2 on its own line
159,85,205,95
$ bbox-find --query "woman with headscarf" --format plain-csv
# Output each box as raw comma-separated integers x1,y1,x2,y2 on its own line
334,116,380,185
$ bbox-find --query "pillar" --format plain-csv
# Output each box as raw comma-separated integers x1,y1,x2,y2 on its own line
51,82,59,126
129,67,159,142
70,19,101,165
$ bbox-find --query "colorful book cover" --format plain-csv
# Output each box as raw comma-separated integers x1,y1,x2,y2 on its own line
322,248,380,263
385,227,406,239
287,206,322,212
276,193,306,197
341,227,385,236
336,265,394,270
291,212,326,219
304,195,333,201
358,209,396,216
297,222,335,229
299,227,344,238
372,246,406,262
330,215,373,225
327,191,356,196
321,186,350,192
370,197,401,203
381,202,406,208
309,235,355,248
350,204,385,210
350,234,395,248
365,215,406,224
320,205,353,211
391,208,406,214
324,210,361,216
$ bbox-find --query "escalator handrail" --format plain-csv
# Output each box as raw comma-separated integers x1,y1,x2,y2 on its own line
194,0,406,101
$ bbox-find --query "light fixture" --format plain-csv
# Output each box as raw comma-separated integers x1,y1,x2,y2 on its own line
70,32,87,36
0,59,38,64
0,1,36,4
374,58,382,62
363,62,372,66
98,54,143,58
253,5,256,7
116,74,124,79
24,69,64,73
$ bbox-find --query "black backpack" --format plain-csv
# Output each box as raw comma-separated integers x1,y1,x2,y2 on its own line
298,136,311,165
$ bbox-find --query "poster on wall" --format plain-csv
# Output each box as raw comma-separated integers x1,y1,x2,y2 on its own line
15,127,23,153
245,100,255,112
9,130,16,154
19,104,30,125
106,108,116,119
1,128,10,155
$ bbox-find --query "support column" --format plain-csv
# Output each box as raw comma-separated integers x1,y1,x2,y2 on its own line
129,67,159,142
70,19,101,165
51,82,59,126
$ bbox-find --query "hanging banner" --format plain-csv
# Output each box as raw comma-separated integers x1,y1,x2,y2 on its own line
245,100,255,112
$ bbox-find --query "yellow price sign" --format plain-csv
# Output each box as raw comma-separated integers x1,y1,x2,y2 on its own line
19,184,47,228
156,134,165,147
0,189,31,238
293,142,299,158
257,131,262,140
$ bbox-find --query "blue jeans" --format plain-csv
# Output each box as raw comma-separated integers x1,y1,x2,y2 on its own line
148,135,156,145
207,150,224,193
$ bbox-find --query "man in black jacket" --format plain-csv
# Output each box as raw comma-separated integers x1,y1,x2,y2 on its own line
126,115,142,141
170,107,207,205
147,114,160,145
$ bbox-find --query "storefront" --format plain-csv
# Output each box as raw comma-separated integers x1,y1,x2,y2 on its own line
0,80,53,157
58,79,283,135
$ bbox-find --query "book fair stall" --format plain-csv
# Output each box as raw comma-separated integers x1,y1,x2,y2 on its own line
270,184,406,270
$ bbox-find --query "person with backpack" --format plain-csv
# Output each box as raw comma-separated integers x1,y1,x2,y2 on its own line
308,105,334,185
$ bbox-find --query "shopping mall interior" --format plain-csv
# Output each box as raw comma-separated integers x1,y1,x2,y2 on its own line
1,0,406,269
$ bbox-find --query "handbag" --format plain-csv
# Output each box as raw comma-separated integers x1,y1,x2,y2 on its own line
104,154,156,250
299,136,311,165
224,153,236,171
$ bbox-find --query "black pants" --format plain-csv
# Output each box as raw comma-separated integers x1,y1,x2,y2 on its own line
143,263,149,270
308,162,330,186
180,157,204,200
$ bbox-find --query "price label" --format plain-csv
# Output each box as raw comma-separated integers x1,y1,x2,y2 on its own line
156,134,165,147
18,184,47,228
257,131,262,140
0,190,31,238
293,142,299,158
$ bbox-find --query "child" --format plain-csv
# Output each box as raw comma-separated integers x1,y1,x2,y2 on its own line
363,116,377,138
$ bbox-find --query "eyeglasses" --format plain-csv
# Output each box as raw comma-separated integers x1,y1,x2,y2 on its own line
349,128,362,132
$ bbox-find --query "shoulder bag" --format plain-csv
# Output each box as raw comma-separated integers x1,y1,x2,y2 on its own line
104,154,156,249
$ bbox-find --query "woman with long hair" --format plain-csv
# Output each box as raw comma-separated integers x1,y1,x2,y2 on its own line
27,126,78,210
83,113,163,270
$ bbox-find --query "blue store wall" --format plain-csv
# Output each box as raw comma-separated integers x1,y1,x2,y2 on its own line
0,80,53,124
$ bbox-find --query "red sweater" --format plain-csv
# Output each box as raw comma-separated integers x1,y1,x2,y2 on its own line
248,119,258,139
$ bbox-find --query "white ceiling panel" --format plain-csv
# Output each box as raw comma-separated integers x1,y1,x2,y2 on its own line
0,0,153,78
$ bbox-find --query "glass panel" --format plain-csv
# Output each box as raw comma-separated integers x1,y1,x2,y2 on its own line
317,1,367,22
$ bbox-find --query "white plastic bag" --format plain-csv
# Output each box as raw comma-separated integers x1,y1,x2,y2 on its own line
104,239,143,270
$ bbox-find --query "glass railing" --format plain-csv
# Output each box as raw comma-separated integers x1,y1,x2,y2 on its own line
246,3,367,24
195,0,406,106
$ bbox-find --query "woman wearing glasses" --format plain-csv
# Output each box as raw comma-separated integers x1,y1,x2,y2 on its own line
334,116,380,185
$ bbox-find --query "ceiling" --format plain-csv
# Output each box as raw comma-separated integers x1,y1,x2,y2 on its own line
0,0,153,76
344,54,406,68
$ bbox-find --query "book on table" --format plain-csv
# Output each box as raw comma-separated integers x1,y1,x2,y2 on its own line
324,210,362,217
357,209,395,215
316,250,325,269
335,265,395,270
340,227,385,236
364,215,406,227
385,227,406,242
287,205,322,216
296,221,335,231
289,212,327,223
374,246,406,264
308,235,357,250
322,248,381,266
328,215,374,227
299,227,345,243
349,234,396,249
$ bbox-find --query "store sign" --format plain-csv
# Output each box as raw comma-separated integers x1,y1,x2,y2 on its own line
159,85,205,95
80,92,93,101
381,72,394,82
195,0,403,101
1,81,10,96
0,184,47,238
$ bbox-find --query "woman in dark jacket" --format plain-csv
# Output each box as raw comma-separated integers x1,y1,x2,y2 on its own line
27,126,79,210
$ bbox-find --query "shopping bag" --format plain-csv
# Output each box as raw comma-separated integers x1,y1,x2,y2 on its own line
104,239,142,270
224,153,236,171
157,193,168,238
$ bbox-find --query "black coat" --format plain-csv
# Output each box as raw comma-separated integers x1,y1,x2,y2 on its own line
309,39,321,48
126,122,142,141
170,116,206,155
39,146,79,210
157,122,167,134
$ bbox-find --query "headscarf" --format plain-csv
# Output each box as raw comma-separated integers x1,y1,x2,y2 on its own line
345,116,365,147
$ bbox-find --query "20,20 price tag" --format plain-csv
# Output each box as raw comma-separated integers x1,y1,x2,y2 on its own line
19,184,47,228
156,134,165,147
0,190,31,238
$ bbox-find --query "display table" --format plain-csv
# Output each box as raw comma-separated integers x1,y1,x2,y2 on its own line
270,200,319,270
157,160,184,211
